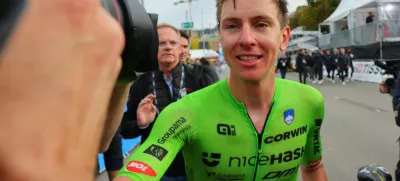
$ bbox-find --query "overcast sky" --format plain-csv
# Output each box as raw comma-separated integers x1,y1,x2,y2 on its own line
142,0,307,30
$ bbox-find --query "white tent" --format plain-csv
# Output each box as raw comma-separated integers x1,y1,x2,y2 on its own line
319,0,400,34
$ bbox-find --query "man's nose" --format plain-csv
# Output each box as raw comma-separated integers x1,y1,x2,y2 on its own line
239,25,256,48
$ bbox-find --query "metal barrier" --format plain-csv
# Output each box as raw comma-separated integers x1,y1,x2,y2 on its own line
318,20,400,48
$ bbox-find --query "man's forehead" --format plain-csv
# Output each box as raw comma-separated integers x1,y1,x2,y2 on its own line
220,0,278,21
158,28,179,40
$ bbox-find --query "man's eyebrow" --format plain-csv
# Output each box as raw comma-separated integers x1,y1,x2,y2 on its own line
221,17,241,23
251,15,274,22
222,15,274,23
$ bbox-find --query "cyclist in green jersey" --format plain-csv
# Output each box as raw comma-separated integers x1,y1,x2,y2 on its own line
115,0,328,180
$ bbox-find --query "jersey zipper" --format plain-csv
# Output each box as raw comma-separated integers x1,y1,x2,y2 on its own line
245,102,275,181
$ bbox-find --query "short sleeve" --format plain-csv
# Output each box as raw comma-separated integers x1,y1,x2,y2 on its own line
302,89,324,168
117,99,197,181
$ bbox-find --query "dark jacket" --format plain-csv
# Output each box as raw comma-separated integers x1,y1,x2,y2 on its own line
295,53,306,72
120,61,218,177
338,53,349,68
347,52,355,67
305,54,314,67
277,57,291,70
332,53,340,67
314,52,327,68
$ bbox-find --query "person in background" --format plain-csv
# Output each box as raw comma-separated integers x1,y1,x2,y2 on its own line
338,48,349,85
276,51,291,79
366,12,374,24
295,49,307,84
325,50,334,81
179,30,190,63
305,51,315,83
347,48,355,81
332,48,340,83
314,48,327,85
100,128,123,181
120,24,218,181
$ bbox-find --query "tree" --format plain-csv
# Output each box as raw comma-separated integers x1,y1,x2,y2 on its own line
289,0,341,30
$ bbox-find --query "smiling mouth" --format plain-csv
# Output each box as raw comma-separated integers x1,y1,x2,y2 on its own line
236,56,262,61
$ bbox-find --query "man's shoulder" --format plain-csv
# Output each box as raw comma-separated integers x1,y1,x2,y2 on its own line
277,79,323,101
183,80,223,100
162,80,224,114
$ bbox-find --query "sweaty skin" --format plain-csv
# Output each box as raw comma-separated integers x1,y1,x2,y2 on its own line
117,78,324,181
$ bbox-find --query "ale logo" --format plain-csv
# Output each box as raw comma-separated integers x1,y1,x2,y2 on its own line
125,161,157,177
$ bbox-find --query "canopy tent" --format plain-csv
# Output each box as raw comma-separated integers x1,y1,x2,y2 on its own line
321,0,375,24
189,49,219,59
320,0,400,34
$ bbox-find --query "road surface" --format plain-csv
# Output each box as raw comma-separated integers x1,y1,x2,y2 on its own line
97,69,399,181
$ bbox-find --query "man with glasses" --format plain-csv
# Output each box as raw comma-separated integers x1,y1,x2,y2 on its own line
120,23,218,181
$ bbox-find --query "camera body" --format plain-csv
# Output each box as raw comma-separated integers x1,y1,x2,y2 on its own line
0,0,159,83
375,59,400,95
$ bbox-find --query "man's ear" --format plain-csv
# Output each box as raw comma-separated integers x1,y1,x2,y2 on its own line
279,26,291,52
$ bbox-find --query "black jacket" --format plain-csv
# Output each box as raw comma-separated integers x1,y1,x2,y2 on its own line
305,55,314,67
277,57,291,70
338,53,349,68
314,52,327,68
295,54,306,72
120,62,218,177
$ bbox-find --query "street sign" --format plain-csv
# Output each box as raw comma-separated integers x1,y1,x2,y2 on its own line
209,34,215,39
182,22,194,29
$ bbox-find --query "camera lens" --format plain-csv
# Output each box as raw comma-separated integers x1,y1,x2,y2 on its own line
101,0,159,82
101,0,125,27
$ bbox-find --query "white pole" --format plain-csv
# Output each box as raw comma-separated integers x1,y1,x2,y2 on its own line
202,9,205,50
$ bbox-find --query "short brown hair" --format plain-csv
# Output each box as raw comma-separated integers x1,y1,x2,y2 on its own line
179,30,190,42
216,0,289,29
157,23,181,39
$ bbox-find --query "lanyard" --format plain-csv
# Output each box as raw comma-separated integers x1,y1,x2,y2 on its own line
152,65,185,112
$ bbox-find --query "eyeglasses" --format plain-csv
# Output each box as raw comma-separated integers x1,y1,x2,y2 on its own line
159,40,180,48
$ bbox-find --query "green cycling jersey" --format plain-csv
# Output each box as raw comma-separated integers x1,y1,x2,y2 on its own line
117,78,325,181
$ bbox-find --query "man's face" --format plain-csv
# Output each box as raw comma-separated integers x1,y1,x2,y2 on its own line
340,48,345,54
157,27,181,70
219,0,290,82
180,37,189,60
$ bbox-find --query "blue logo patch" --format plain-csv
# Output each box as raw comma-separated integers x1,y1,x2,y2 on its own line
284,109,295,125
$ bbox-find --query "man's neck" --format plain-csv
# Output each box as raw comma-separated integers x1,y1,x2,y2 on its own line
228,72,275,110
160,61,180,81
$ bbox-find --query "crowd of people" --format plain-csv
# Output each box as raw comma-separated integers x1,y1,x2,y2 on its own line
292,47,355,85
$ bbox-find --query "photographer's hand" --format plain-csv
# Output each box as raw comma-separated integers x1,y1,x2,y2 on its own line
0,0,124,180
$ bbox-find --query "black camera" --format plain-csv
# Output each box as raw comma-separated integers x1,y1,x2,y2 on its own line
102,0,159,83
0,0,159,83
374,59,400,95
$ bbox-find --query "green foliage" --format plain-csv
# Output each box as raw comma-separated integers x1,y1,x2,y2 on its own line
289,0,341,31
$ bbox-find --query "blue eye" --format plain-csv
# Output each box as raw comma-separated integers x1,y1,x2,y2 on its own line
257,23,269,28
226,24,237,29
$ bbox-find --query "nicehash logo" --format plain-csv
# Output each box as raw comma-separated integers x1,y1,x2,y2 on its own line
202,152,221,167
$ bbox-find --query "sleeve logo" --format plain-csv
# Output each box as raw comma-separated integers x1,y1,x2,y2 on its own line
284,109,295,125
125,161,157,177
144,144,168,161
